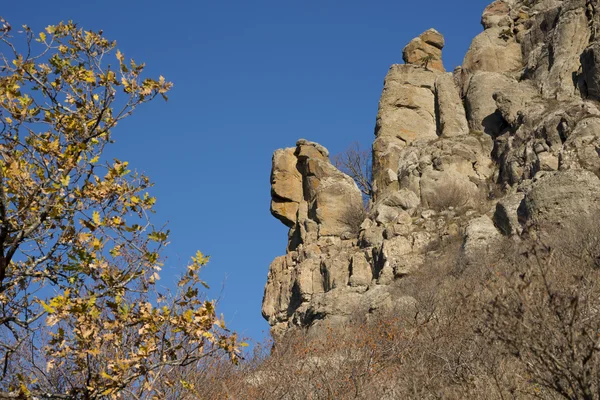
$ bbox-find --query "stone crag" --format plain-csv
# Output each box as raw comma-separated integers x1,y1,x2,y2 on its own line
263,0,600,337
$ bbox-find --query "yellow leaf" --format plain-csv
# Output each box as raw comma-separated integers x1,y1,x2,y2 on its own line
60,175,70,186
100,372,115,384
92,211,101,226
39,32,46,42
84,71,96,83
40,301,55,314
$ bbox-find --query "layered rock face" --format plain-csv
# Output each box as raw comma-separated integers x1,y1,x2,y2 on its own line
263,0,600,336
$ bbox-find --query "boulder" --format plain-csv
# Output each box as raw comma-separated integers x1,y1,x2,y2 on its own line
464,72,517,135
348,252,373,287
560,116,600,176
521,170,600,236
269,139,364,245
463,27,523,73
493,192,525,236
403,29,445,72
481,0,511,29
463,216,503,259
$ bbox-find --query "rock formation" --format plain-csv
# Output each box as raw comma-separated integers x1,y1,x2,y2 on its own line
402,28,446,72
263,0,600,337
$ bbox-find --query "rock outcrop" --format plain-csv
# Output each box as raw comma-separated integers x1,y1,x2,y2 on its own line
402,28,446,72
270,140,364,251
263,0,600,337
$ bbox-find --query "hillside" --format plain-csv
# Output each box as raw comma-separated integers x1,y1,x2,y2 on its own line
178,0,600,398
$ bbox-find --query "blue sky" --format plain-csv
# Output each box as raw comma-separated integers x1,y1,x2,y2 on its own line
4,1,487,343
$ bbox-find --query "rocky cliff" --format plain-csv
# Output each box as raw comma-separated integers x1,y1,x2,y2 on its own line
263,0,600,337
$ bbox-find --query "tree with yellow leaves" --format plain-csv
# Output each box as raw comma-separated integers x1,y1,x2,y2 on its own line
0,18,241,399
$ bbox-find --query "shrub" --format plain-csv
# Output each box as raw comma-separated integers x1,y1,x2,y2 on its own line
339,201,368,237
429,182,471,212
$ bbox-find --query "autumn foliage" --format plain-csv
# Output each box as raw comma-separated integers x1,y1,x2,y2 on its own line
0,18,240,399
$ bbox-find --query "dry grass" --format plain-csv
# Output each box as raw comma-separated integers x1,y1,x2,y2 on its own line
429,182,472,212
157,215,600,400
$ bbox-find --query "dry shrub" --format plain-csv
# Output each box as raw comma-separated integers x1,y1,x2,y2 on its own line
333,142,373,199
162,239,527,399
429,182,472,212
164,215,600,400
482,215,600,400
338,201,368,237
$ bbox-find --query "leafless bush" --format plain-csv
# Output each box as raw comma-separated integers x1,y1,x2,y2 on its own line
429,182,472,212
333,142,373,200
339,201,368,237
483,215,600,400
166,215,600,400
165,239,534,399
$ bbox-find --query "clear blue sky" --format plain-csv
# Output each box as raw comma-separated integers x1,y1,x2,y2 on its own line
4,1,487,343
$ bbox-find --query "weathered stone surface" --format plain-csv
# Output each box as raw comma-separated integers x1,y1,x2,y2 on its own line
560,117,600,176
373,64,442,197
463,215,503,259
403,29,445,72
396,134,495,211
420,169,480,210
464,71,516,135
375,66,438,143
582,43,600,100
463,27,523,73
494,192,525,236
435,73,469,137
521,3,590,99
374,204,400,225
270,201,299,229
321,254,351,291
421,28,445,49
348,252,372,287
312,176,364,237
269,139,364,247
359,225,385,248
481,0,511,29
262,255,294,326
270,148,303,227
271,148,303,202
296,139,329,161
379,235,415,279
495,100,600,185
493,82,540,128
521,170,600,235
380,189,421,215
